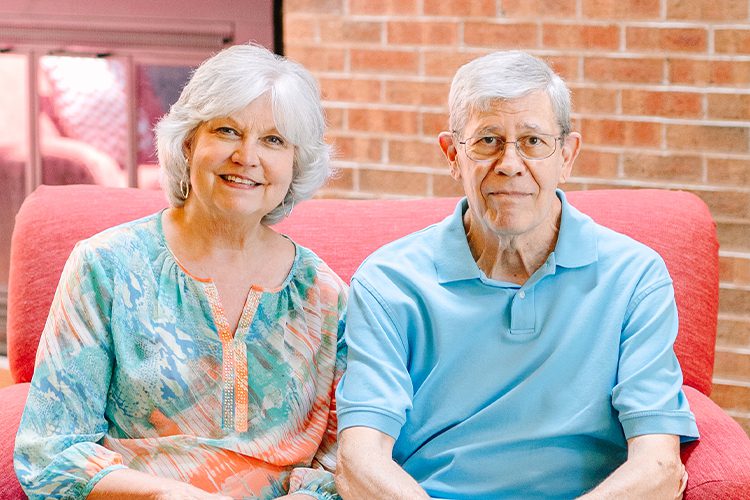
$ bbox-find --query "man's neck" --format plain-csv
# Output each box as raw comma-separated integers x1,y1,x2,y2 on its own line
464,201,561,285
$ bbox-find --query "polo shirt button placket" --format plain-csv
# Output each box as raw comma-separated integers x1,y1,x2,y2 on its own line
519,290,526,299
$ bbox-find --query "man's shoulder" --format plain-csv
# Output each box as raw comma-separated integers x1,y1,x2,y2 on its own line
353,221,441,285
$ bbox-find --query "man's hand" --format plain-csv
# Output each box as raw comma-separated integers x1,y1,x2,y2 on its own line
336,426,430,499
578,434,685,499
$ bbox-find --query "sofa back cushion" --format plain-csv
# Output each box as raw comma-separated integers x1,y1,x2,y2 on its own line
7,185,718,394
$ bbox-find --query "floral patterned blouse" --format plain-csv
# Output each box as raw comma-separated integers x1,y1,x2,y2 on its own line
14,212,347,499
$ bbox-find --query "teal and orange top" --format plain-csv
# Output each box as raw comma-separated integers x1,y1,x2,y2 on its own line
14,212,348,499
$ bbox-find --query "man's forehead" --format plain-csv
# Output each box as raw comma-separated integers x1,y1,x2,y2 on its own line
463,91,552,124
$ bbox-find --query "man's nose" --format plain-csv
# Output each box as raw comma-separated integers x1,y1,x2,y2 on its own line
232,140,261,166
493,143,525,176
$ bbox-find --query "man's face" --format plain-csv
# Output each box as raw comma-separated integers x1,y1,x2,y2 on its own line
440,90,581,238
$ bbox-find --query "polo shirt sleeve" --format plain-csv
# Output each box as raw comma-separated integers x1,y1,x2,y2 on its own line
335,276,413,440
612,259,699,442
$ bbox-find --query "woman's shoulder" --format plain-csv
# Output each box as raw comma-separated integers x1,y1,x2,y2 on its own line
76,212,165,261
292,243,348,293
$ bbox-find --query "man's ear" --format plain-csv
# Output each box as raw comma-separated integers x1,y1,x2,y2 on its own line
558,132,581,184
438,132,461,180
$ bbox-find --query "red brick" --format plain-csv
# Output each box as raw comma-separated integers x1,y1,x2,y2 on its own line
707,158,750,186
667,0,748,21
622,153,703,182
423,51,487,77
503,0,577,18
581,119,661,147
350,0,418,14
582,0,660,19
388,21,458,46
711,382,750,412
570,86,618,114
621,90,702,118
545,55,580,82
717,317,750,347
389,139,445,166
349,108,419,135
321,166,354,192
626,27,707,53
719,287,750,315
319,19,382,44
707,94,750,121
584,57,663,83
669,59,750,87
329,135,383,162
284,45,346,72
694,191,750,223
717,221,750,252
324,107,345,130
385,80,450,107
424,0,496,16
320,78,382,103
573,150,619,178
542,23,619,50
351,49,419,74
716,29,750,55
359,169,428,196
720,255,750,286
463,22,539,48
283,15,317,43
422,112,449,135
284,0,343,14
667,125,749,153
433,173,465,197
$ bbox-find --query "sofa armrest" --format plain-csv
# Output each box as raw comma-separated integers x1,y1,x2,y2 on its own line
682,385,750,499
0,383,29,499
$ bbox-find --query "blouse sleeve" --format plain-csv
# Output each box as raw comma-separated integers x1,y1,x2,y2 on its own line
286,283,348,500
13,242,127,499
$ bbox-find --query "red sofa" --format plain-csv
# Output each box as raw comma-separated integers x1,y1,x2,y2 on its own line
2,184,749,498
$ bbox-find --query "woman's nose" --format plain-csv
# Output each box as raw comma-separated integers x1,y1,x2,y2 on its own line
231,140,261,166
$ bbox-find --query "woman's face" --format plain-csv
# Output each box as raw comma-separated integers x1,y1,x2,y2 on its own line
184,94,295,223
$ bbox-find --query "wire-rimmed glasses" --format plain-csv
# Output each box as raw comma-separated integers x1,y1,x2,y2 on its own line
458,133,563,161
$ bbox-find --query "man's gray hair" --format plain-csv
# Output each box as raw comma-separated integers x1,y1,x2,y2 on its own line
448,51,572,138
156,43,331,225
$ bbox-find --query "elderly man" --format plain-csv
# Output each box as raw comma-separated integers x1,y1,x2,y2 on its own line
334,51,699,499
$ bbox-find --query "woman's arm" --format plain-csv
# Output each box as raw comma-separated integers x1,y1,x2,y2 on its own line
88,468,231,500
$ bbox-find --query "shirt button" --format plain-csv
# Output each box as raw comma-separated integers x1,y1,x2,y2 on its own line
519,290,526,299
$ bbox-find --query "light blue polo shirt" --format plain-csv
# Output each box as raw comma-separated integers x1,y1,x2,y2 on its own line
337,191,699,499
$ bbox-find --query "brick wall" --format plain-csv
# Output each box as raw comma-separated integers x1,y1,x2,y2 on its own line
283,0,750,434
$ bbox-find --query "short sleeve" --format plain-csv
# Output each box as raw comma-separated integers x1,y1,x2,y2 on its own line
612,262,699,442
335,277,413,439
13,242,126,499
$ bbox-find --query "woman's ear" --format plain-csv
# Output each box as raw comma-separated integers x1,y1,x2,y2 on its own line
438,132,461,180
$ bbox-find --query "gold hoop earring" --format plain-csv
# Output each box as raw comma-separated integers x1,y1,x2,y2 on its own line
180,178,190,199
281,193,295,217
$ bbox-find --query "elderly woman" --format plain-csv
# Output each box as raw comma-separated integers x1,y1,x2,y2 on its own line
14,44,346,500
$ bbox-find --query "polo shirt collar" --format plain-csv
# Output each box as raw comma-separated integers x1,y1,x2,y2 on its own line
433,190,597,284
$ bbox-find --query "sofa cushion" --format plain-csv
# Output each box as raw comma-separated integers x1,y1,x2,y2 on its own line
8,186,718,396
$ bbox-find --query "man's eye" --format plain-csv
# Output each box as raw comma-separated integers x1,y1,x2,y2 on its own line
480,136,499,145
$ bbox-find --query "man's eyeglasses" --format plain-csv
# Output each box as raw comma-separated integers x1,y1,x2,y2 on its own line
457,133,563,161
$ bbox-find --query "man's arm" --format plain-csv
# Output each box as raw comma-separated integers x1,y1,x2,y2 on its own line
578,434,686,500
336,427,430,500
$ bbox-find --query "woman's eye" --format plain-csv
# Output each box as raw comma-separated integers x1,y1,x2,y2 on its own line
216,127,239,137
265,135,286,147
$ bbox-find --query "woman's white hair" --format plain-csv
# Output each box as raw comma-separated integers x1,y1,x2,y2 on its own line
448,50,572,138
156,43,331,224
